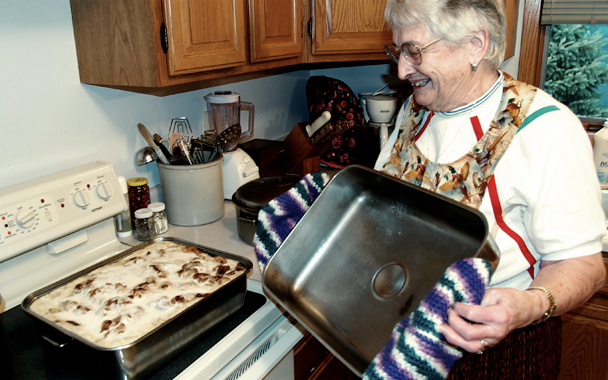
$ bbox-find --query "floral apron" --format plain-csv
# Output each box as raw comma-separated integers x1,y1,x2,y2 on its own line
379,73,557,209
376,73,563,379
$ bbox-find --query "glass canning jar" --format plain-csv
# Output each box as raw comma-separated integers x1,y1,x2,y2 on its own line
127,177,150,223
148,202,168,234
134,208,156,241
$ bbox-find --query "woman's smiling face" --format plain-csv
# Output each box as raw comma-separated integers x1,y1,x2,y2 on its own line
393,25,476,112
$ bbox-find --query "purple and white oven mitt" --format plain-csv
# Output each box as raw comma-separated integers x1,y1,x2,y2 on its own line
252,171,492,380
253,171,331,274
363,257,493,380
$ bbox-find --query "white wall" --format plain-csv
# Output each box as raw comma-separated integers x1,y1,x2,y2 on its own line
0,1,522,190
0,1,313,188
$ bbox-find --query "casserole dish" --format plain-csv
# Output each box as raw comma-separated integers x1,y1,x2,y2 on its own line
22,237,252,380
232,175,301,245
262,165,499,376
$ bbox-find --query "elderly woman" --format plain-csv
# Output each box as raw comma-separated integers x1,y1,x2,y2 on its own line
369,0,607,378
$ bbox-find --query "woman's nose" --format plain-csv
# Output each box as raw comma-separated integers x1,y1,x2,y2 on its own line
398,59,416,80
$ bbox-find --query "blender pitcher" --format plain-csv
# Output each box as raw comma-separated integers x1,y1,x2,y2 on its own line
204,91,255,148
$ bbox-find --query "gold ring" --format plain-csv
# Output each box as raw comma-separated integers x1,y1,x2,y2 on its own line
476,339,486,355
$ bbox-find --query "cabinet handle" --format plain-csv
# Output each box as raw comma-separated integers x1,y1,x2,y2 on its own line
160,23,168,53
307,18,312,38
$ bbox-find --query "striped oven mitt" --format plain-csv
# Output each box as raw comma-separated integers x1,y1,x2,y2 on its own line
253,172,331,273
363,257,493,380
252,171,492,380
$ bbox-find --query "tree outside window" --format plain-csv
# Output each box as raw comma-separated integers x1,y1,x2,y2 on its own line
543,24,608,119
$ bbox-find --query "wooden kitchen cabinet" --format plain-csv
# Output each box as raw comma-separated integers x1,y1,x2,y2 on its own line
69,0,517,95
165,0,303,71
249,0,302,63
304,0,517,63
69,0,303,94
69,0,390,95
558,257,608,380
294,332,357,380
163,0,248,76
304,0,392,63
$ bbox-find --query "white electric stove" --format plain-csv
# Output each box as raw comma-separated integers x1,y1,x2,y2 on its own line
0,161,302,380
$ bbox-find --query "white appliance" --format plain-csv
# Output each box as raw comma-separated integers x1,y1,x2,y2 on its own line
359,90,399,150
204,91,260,199
222,148,260,199
0,161,301,380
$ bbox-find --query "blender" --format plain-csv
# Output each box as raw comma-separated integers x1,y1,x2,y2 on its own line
204,91,260,199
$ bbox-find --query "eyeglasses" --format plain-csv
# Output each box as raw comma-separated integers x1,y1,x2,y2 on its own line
385,38,442,65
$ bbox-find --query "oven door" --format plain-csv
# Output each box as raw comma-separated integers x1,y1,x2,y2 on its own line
176,281,304,380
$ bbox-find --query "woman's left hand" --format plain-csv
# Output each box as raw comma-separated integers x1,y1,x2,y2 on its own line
438,287,544,353
439,253,605,353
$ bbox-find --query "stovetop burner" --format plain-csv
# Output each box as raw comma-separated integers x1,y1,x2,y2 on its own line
1,291,266,380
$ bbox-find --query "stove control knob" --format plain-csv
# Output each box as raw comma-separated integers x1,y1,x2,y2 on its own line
73,190,91,208
16,208,37,228
96,182,113,200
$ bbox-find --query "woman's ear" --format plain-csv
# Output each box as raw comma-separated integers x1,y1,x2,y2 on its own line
470,30,489,67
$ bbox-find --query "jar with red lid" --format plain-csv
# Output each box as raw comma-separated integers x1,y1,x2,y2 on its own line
127,177,150,223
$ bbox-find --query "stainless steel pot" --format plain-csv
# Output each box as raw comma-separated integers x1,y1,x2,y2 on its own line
232,175,301,245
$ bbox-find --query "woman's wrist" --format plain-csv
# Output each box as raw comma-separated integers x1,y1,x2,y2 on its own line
526,286,557,325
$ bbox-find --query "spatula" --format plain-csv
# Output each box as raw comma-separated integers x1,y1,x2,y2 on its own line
138,123,170,164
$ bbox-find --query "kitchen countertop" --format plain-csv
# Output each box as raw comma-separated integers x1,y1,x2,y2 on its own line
120,200,263,283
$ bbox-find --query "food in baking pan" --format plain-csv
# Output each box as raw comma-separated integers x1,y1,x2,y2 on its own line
29,241,247,348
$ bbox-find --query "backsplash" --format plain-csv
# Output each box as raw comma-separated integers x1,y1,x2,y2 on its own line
0,1,521,190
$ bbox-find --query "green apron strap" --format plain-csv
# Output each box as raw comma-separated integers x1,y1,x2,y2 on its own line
516,105,560,134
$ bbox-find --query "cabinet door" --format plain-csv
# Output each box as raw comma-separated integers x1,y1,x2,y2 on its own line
313,0,391,56
163,0,248,76
249,0,302,63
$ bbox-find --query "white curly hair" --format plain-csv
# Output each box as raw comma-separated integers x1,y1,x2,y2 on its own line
385,0,507,69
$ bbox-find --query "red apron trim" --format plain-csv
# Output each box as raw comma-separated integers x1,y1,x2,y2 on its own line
470,115,484,141
487,177,536,278
414,111,434,142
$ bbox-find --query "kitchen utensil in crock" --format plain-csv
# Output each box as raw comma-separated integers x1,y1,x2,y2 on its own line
153,133,173,160
204,91,255,145
189,138,205,164
138,123,170,164
217,124,241,152
169,117,193,145
136,146,158,166
176,138,193,165
169,132,184,152
232,175,302,245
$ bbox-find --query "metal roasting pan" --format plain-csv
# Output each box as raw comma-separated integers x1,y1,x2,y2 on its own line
21,237,252,380
262,165,499,376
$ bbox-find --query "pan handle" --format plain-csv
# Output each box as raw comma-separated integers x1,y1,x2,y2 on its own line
237,216,257,226
42,334,72,348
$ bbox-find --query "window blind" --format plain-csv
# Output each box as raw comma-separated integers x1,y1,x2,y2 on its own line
540,0,608,25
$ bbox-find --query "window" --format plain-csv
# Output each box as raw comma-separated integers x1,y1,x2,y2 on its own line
537,0,608,122
540,24,608,120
